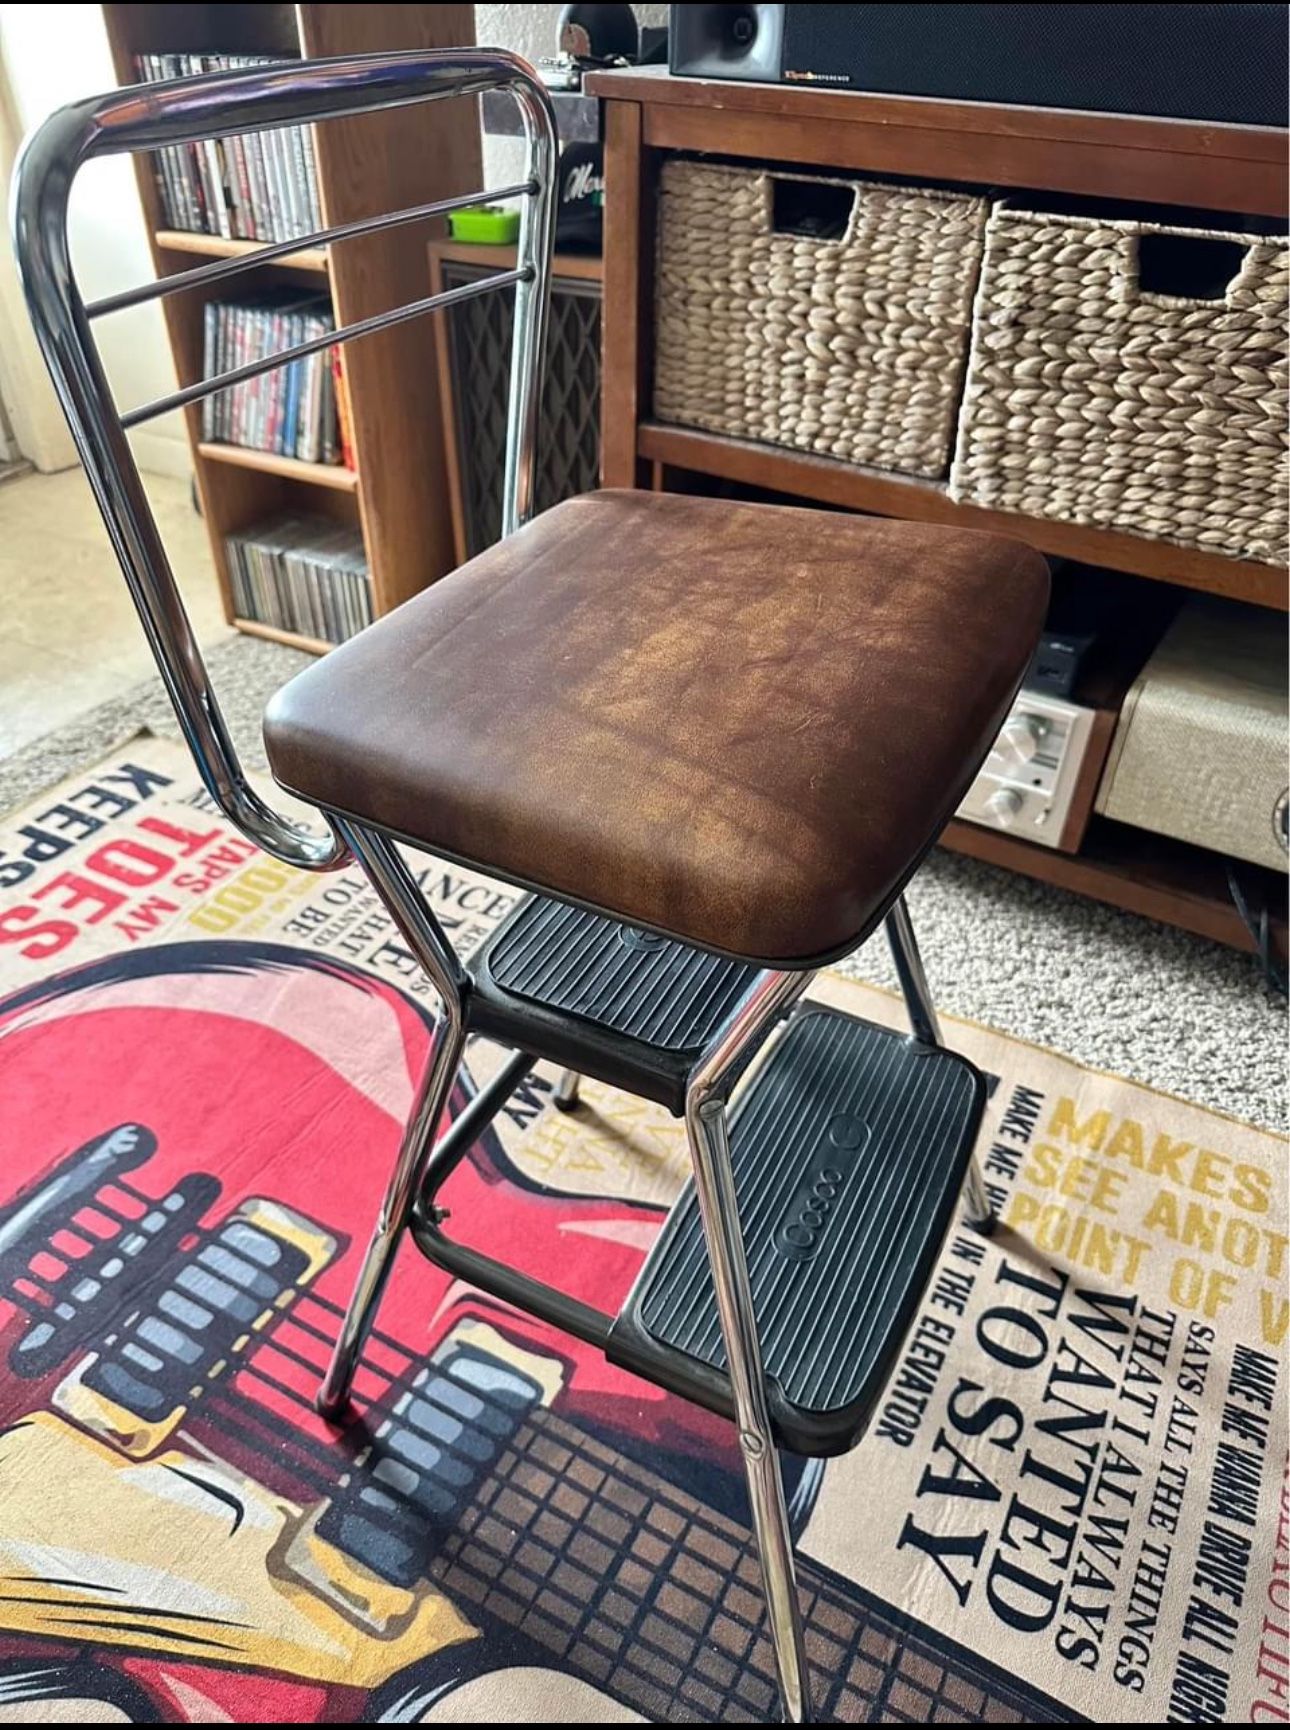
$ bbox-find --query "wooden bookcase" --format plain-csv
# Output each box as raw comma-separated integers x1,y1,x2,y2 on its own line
101,3,480,655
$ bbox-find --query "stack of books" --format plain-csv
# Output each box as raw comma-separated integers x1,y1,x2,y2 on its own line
136,53,322,243
202,293,348,466
226,517,372,645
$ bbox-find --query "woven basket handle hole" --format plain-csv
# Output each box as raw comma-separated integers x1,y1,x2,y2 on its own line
769,177,856,243
1136,232,1250,302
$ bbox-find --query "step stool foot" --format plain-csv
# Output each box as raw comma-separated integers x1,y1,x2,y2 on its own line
553,1068,582,1111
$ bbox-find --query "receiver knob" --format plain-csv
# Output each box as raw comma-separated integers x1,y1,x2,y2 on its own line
986,787,1024,828
991,712,1048,770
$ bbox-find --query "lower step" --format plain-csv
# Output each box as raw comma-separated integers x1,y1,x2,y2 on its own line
608,1007,986,1457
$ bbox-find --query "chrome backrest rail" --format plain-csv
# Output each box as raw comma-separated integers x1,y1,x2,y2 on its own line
87,181,536,319
11,49,558,869
121,268,529,429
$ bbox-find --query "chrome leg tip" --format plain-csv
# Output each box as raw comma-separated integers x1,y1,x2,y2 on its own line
316,1387,351,1421
553,1070,583,1112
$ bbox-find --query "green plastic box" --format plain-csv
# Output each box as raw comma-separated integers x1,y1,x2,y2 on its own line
447,204,521,244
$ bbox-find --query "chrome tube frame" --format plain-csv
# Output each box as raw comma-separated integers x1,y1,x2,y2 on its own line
121,267,529,429
885,895,943,1047
87,182,536,320
885,897,994,1231
685,968,817,1724
317,821,473,1417
554,1068,582,1111
960,1148,995,1233
11,49,557,869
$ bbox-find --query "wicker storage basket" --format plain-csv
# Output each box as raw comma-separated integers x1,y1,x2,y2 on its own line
654,159,988,479
950,206,1289,564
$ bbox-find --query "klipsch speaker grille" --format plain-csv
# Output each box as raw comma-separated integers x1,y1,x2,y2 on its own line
441,262,602,560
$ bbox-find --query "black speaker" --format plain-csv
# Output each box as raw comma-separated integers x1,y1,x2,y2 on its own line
669,4,1289,127
439,262,602,560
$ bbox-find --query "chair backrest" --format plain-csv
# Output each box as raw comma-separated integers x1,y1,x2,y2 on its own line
11,49,557,870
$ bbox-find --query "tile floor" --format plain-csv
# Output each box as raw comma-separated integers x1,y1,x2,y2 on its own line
1,464,228,757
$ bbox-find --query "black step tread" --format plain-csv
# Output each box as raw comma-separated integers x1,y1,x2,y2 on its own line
470,895,761,1113
487,897,754,1051
609,1007,985,1456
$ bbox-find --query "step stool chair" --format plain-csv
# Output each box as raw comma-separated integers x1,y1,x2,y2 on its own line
14,49,1049,1723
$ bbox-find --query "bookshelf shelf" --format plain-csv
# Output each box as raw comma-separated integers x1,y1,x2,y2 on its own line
637,423,1285,610
197,441,359,490
233,618,335,657
155,228,329,274
104,4,480,651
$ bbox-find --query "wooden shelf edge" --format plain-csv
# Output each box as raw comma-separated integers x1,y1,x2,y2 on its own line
427,237,604,281
639,422,1288,609
940,817,1284,955
233,617,333,656
197,441,359,491
584,67,1287,167
156,228,329,273
108,4,477,678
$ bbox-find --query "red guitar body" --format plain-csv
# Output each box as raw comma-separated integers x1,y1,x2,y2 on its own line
0,940,749,1720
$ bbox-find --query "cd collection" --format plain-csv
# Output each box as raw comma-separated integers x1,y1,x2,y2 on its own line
136,52,322,243
226,516,372,645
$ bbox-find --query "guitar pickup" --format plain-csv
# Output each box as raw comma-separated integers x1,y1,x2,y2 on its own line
312,1325,548,1589
55,1198,335,1456
7,1171,219,1381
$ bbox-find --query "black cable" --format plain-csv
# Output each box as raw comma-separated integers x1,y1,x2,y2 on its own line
1227,863,1288,998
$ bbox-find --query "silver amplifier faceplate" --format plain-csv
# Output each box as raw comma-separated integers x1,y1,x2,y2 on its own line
957,691,1098,849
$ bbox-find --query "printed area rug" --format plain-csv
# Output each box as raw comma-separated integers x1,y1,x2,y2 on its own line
0,739,1285,1725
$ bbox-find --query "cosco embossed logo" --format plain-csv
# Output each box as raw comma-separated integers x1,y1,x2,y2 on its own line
775,1115,868,1262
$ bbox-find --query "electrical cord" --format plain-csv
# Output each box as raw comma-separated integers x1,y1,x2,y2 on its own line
1227,864,1288,998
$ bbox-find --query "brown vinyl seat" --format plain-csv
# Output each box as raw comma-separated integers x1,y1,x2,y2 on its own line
263,489,1048,967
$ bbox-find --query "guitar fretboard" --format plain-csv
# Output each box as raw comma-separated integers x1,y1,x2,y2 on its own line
430,1406,1061,1725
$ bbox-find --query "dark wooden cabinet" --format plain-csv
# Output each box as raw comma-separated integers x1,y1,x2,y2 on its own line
587,67,1287,955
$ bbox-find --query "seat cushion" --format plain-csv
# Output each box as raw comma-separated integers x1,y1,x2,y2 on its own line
263,490,1048,966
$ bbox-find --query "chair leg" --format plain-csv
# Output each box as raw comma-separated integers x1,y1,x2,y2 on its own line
319,820,471,1419
686,969,815,1724
884,894,942,1047
885,897,995,1234
961,1156,996,1236
553,1068,582,1111
319,1009,467,1415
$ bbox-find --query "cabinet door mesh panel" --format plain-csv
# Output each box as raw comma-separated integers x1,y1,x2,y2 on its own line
441,261,602,558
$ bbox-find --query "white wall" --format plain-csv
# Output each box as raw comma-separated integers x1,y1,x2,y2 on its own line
476,3,667,187
478,2,671,63
0,3,188,476
0,61,73,471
